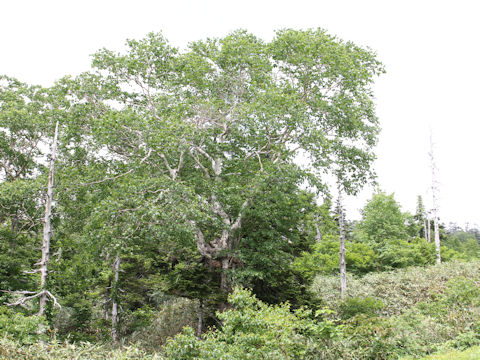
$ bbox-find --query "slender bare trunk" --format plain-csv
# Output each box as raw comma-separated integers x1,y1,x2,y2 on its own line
39,121,59,316
427,213,431,243
423,217,428,241
338,187,347,299
434,217,441,264
429,134,441,263
197,299,203,338
111,254,120,344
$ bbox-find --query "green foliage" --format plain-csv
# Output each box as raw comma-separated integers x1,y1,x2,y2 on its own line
356,192,408,245
337,315,399,359
164,287,339,359
417,346,480,360
313,260,480,316
293,235,377,278
292,235,340,278
443,231,480,259
128,297,198,350
376,237,436,270
313,261,480,359
442,277,480,306
0,307,49,345
339,296,385,319
235,185,320,308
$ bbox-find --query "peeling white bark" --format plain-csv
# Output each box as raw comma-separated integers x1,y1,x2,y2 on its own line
111,254,120,343
39,121,59,316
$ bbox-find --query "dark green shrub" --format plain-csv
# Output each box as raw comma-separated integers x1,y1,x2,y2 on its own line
340,315,399,360
339,296,385,319
450,330,480,350
442,277,480,306
0,306,49,345
164,287,339,359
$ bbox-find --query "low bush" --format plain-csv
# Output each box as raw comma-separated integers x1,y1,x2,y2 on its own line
127,297,198,350
312,260,480,316
0,307,49,345
339,296,385,319
164,287,339,360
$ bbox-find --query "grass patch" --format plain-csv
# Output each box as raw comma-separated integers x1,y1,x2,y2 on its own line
412,345,480,359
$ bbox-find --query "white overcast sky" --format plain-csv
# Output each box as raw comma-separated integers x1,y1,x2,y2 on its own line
1,0,479,227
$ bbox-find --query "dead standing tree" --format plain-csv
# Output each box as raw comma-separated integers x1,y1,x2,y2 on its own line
429,134,441,264
6,121,61,314
337,184,347,299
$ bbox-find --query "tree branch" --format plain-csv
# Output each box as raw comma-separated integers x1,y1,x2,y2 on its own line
80,149,152,186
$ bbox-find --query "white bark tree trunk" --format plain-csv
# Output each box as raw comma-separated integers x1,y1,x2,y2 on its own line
338,187,347,299
38,121,59,316
423,217,428,241
433,216,441,264
427,213,431,243
429,134,441,263
197,299,203,338
111,254,121,343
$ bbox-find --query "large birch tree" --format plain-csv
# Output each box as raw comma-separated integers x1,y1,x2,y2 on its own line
72,29,383,298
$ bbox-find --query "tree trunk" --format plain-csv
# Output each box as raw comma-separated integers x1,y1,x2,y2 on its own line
197,299,203,338
429,134,441,263
338,187,347,299
220,257,230,294
39,121,59,316
427,214,431,243
423,217,428,241
111,254,120,344
434,216,441,264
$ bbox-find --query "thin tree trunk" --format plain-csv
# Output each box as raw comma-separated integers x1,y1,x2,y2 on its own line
430,134,441,263
338,187,347,299
111,254,120,344
197,299,203,338
39,121,59,316
434,216,441,264
423,217,428,241
104,300,110,321
220,257,230,293
427,214,431,243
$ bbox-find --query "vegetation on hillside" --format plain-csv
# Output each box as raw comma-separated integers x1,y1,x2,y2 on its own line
1,28,480,359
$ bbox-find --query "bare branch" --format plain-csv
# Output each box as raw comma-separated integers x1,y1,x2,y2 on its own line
190,149,211,179
80,149,152,186
210,194,231,226
188,221,212,259
44,290,61,309
231,198,250,232
0,290,36,295
4,291,44,307
192,145,214,164
23,269,41,274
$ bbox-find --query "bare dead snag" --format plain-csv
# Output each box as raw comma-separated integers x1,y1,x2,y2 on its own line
111,254,121,344
337,185,347,299
5,122,61,315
